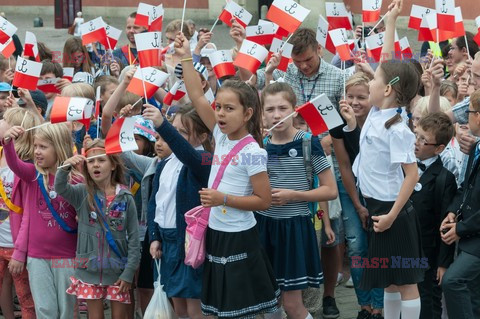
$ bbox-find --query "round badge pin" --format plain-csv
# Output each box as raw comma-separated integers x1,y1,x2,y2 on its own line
90,211,97,220
414,183,422,192
288,148,298,157
49,190,57,199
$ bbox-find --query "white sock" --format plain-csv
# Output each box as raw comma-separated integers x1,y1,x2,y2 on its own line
384,292,402,319
264,308,283,319
305,313,313,319
401,298,421,319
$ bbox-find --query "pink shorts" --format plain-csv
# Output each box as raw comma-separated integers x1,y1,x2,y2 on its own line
66,276,131,304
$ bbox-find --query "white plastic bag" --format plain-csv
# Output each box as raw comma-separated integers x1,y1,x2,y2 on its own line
144,260,177,319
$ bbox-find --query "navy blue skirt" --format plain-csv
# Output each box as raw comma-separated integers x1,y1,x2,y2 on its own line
155,228,203,299
255,213,323,291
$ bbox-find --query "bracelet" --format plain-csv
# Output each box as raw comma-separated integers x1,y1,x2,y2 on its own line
222,195,228,214
181,57,193,62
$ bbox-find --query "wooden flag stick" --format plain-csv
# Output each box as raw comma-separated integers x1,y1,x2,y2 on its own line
58,153,107,169
210,17,219,33
342,60,346,99
368,12,388,36
20,111,28,128
139,67,149,101
25,121,50,132
464,34,472,61
280,33,294,51
267,111,297,132
180,0,188,33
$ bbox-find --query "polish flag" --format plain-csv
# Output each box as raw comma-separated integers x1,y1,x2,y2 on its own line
80,17,107,46
209,50,236,79
205,88,216,109
475,16,480,46
126,67,169,98
418,12,437,42
234,39,268,74
328,28,352,61
316,15,335,54
24,32,40,62
12,57,42,90
409,5,433,30
134,32,162,67
148,4,164,32
266,0,311,34
399,37,413,59
95,85,101,119
100,25,122,50
296,94,343,135
362,0,383,23
438,7,465,41
37,78,61,94
246,23,276,45
105,117,138,154
63,67,74,82
0,38,15,59
365,31,400,62
267,38,293,72
135,3,154,27
326,2,353,30
436,0,455,32
163,80,187,106
0,17,17,45
50,96,94,123
218,1,252,28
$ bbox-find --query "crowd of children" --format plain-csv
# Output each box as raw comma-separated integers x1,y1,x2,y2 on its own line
0,0,479,318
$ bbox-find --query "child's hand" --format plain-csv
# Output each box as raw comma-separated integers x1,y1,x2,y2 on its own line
83,134,93,149
430,59,445,87
4,68,14,83
441,222,459,245
150,240,162,259
8,259,24,275
440,212,456,230
387,0,403,21
174,32,191,58
110,61,121,78
142,104,163,128
437,266,447,285
119,104,135,118
4,126,25,143
18,88,35,108
195,31,213,52
324,225,336,245
114,279,132,293
421,71,432,92
123,67,137,85
265,52,281,75
55,78,71,92
63,155,86,170
371,213,395,232
5,94,17,109
271,188,295,206
229,19,246,47
199,188,224,207
340,100,356,130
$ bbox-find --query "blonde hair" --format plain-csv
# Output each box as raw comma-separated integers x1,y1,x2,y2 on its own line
61,82,95,100
415,96,452,118
165,19,192,40
3,108,42,161
345,72,371,93
116,92,142,114
475,51,480,61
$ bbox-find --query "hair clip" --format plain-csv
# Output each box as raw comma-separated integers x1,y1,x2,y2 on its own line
407,112,413,119
396,107,402,114
389,76,400,86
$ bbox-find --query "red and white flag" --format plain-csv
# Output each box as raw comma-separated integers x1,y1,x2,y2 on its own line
328,28,352,61
296,94,343,135
149,4,164,32
37,78,61,94
475,16,480,46
24,32,40,62
209,50,236,79
80,17,107,46
399,37,413,59
0,38,15,59
436,0,455,32
234,39,268,74
267,38,293,72
316,15,335,54
266,0,310,34
218,1,252,28
409,5,433,30
438,7,465,40
95,85,101,119
205,88,215,109
135,3,154,27
326,2,353,30
163,80,187,106
0,17,17,45
362,0,383,23
105,117,138,154
100,24,122,50
12,57,42,90
365,31,400,62
135,32,162,68
50,96,94,123
126,67,169,99
246,23,276,45
63,67,74,82
418,11,437,42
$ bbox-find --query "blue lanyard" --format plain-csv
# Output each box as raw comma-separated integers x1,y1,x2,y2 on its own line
299,74,321,104
93,194,123,259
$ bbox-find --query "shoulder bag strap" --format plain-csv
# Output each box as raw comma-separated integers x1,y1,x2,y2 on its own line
93,194,123,259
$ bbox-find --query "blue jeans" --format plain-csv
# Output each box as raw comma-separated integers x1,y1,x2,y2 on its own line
338,179,384,309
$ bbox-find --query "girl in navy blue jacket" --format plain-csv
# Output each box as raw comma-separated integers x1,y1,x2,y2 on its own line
143,104,212,319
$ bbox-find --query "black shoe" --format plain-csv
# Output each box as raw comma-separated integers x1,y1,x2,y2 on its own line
357,309,371,319
370,313,384,319
322,296,340,319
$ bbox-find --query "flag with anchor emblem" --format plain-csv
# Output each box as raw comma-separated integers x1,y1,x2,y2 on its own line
205,88,215,109
362,0,383,23
409,5,433,30
0,16,17,45
209,50,236,79
365,31,400,62
126,67,169,98
24,32,40,62
328,28,352,61
418,11,437,42
218,1,252,28
135,32,162,68
246,23,276,45
438,7,464,40
475,16,480,46
105,117,138,155
12,57,42,90
234,39,268,74
79,17,107,46
50,96,94,124
267,38,293,72
399,37,413,59
163,80,187,106
37,78,61,94
0,37,15,59
266,0,310,34
100,24,122,50
316,15,335,55
435,0,455,32
296,94,343,136
135,3,154,27
149,4,164,32
325,2,353,30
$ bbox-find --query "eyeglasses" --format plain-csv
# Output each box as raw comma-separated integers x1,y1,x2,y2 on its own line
465,110,479,115
415,133,440,146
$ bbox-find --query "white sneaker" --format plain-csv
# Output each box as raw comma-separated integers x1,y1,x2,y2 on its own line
345,276,354,288
336,272,344,286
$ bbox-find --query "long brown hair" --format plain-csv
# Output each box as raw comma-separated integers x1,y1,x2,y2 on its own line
176,104,213,153
62,37,95,73
83,139,126,211
218,80,264,146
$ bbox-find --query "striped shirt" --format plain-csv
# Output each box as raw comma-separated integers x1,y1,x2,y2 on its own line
257,131,330,219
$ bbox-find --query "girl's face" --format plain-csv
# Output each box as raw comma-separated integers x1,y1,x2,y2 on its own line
368,67,387,107
134,134,148,155
263,93,295,133
101,83,118,104
443,90,457,106
34,137,57,169
346,85,371,118
155,135,172,159
86,149,115,186
215,89,253,138
0,119,11,140
71,51,85,68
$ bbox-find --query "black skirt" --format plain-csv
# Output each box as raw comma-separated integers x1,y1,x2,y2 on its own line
201,226,280,319
359,198,425,290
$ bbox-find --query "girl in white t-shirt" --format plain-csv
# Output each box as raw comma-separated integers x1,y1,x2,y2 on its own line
176,32,280,318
